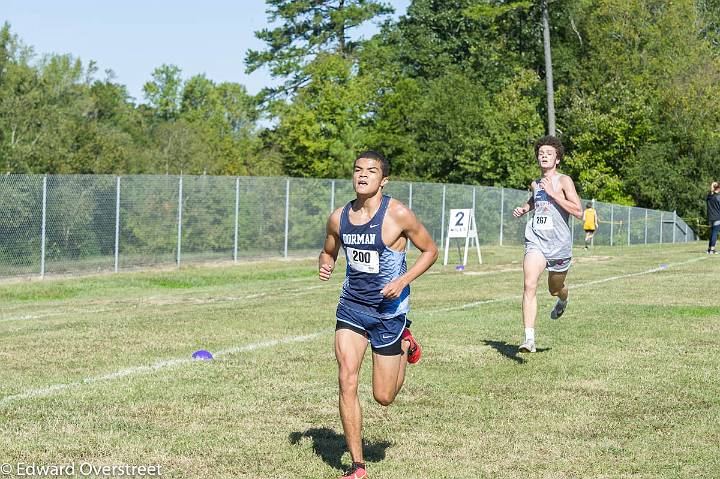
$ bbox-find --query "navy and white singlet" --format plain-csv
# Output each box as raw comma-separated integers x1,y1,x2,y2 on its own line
338,195,410,319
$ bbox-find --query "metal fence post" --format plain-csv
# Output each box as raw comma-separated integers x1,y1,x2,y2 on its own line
591,199,596,247
672,210,677,244
40,175,47,278
407,183,414,251
114,176,120,273
440,185,446,249
284,178,290,259
1,175,702,279
234,177,240,262
177,176,183,267
499,187,504,246
330,180,335,213
610,204,614,246
627,206,631,246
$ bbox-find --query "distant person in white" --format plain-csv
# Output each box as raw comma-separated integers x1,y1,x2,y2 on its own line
512,136,582,353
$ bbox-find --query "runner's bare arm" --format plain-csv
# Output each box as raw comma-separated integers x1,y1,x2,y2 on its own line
513,183,535,217
545,176,582,219
319,208,343,281
381,205,438,299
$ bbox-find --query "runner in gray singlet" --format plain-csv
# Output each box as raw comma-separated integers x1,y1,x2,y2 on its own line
512,136,583,353
525,174,573,272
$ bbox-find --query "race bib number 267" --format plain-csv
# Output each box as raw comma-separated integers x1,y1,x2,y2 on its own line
533,214,554,231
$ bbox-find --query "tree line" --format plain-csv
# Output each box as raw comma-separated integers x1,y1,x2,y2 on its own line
1,0,719,229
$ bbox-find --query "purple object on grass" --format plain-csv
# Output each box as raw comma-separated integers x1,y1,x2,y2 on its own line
659,263,669,270
192,349,214,360
455,265,465,271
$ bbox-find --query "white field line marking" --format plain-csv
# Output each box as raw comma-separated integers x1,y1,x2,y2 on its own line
0,284,331,323
426,297,509,314
0,252,666,322
424,256,706,314
462,267,522,276
0,256,705,404
0,308,117,322
567,256,705,288
0,331,329,406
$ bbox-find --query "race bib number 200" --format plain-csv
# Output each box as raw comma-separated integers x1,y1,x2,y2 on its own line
347,247,379,274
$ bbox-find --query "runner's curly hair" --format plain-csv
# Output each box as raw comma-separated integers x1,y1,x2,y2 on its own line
534,135,564,163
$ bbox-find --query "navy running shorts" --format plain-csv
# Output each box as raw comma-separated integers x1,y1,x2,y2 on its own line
335,303,412,356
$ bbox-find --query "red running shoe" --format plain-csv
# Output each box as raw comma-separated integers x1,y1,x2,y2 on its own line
402,328,422,364
341,462,367,479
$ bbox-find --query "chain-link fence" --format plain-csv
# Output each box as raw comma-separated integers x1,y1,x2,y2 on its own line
0,174,698,278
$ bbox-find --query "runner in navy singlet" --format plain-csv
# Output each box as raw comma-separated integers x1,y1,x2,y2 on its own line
319,151,438,479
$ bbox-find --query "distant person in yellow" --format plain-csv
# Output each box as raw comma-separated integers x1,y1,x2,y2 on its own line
582,203,599,249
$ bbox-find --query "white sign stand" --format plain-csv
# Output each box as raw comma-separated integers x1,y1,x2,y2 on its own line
443,208,482,266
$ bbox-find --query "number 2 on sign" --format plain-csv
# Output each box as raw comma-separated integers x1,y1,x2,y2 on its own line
454,211,465,227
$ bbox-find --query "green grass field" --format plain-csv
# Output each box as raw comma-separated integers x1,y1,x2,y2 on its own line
0,243,718,478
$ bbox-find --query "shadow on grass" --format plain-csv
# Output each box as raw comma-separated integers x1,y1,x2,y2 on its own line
482,339,551,363
289,427,391,471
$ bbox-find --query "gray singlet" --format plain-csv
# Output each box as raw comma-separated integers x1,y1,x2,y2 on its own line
524,174,572,260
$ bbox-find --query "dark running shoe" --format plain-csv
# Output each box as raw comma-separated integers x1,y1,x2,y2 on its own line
550,299,568,320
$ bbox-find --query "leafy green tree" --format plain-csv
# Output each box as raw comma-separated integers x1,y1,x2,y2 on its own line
0,22,273,178
0,51,90,173
245,0,393,99
247,0,394,177
556,0,720,220
697,0,720,48
357,1,546,185
143,64,182,121
365,68,543,187
179,74,273,175
71,76,153,173
270,53,371,177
